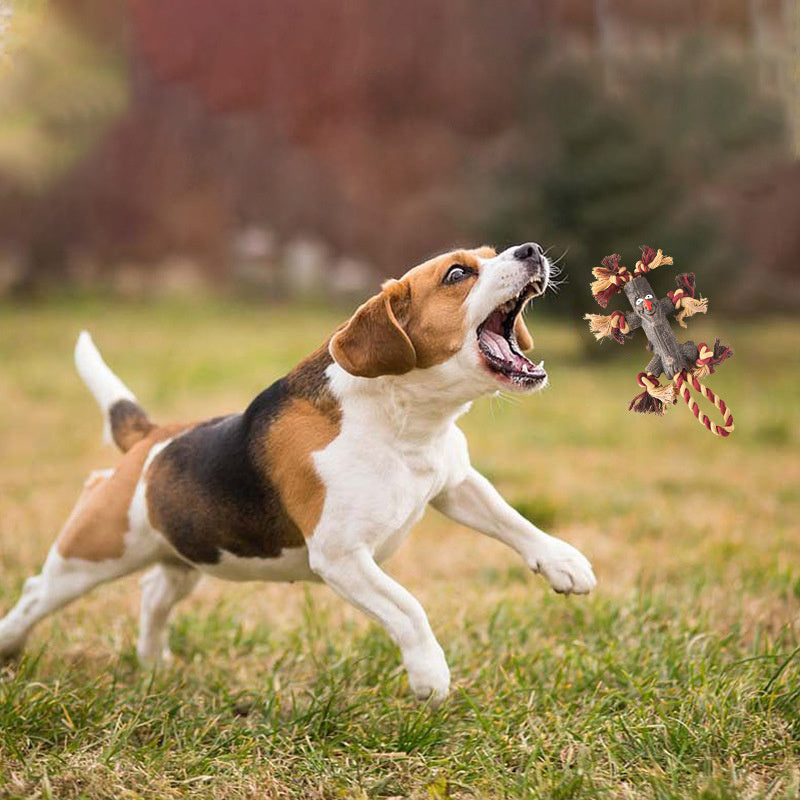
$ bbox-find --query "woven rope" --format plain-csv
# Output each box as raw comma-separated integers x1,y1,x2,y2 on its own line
673,369,734,437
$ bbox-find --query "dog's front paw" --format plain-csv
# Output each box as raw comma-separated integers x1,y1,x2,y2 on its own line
532,538,596,595
404,644,451,706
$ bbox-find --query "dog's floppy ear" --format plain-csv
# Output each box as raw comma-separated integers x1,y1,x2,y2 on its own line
330,281,416,378
514,314,533,351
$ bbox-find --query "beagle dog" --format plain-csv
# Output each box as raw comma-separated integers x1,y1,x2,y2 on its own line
0,243,595,703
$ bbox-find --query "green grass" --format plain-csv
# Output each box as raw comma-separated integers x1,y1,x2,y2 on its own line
0,296,799,799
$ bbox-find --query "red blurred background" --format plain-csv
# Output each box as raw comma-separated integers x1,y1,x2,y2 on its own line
0,0,797,311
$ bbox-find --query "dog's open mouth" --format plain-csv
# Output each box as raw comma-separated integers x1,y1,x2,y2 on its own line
477,283,546,388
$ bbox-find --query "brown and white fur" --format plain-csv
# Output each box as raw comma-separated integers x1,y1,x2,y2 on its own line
0,243,595,703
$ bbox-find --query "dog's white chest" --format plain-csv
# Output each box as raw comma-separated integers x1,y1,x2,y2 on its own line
314,428,454,558
371,452,443,562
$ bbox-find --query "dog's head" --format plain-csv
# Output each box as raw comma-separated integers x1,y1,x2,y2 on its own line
330,243,550,395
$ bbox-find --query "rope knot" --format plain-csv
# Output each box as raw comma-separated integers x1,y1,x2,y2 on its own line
590,254,633,307
629,372,676,415
692,338,733,379
695,344,715,367
636,372,659,390
634,246,673,276
668,273,708,328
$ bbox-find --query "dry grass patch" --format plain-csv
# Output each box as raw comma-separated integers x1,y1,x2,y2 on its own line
0,297,798,799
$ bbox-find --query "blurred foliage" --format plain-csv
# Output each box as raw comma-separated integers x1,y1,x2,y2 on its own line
482,39,788,324
0,3,793,304
0,1,127,192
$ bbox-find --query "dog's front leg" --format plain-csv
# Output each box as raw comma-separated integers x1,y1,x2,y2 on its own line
308,544,450,704
432,468,596,595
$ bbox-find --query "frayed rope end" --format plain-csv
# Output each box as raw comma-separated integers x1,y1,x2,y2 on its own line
629,391,669,415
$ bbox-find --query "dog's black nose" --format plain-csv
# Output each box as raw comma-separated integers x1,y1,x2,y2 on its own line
513,242,543,262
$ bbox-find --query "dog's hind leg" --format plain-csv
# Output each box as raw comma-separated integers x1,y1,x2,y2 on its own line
137,563,200,665
0,573,48,659
0,543,163,660
0,469,166,660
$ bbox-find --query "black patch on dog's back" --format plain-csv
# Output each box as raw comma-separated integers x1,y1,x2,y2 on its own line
147,348,335,564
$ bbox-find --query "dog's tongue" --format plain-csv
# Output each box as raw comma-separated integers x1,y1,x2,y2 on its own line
480,329,515,361
479,329,544,375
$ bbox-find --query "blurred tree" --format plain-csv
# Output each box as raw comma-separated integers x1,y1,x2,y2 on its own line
0,1,793,303
0,2,126,190
484,64,674,352
0,0,127,289
481,40,788,342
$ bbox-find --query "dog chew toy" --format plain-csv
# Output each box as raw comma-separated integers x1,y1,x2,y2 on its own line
583,247,734,437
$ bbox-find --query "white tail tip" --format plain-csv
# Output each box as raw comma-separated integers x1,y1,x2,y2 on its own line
74,331,136,443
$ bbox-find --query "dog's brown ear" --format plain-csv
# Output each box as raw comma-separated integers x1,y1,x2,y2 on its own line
514,314,533,351
330,283,416,378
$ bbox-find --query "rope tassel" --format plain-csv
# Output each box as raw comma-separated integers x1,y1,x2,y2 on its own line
674,295,708,328
584,311,630,343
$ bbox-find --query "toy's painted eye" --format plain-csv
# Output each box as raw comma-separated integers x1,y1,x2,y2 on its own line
635,297,643,305
645,294,653,299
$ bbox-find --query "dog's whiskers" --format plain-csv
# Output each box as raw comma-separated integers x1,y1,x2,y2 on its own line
545,248,569,295
494,390,522,408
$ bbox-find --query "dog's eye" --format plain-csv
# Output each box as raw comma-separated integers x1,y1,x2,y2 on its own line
443,264,472,285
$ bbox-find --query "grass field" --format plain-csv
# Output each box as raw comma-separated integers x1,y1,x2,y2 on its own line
0,296,798,799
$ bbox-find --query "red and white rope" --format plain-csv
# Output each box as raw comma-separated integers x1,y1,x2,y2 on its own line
673,370,734,437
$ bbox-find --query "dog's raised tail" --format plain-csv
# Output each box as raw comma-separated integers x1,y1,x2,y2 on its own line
74,331,155,452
